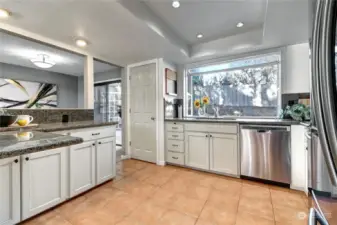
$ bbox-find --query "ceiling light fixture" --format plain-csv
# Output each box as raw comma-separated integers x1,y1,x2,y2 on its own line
172,1,180,8
76,39,88,47
197,34,203,39
236,22,244,28
30,54,56,69
0,8,10,19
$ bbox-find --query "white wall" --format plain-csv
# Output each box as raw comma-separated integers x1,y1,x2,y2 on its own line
0,62,78,108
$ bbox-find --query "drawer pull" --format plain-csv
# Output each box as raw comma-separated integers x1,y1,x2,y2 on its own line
92,133,100,136
172,127,178,130
172,156,179,160
172,135,179,138
14,159,19,163
172,144,179,147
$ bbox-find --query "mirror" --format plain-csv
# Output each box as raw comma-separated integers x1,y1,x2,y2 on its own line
0,29,85,109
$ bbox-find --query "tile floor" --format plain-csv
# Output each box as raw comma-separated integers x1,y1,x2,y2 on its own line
22,159,311,225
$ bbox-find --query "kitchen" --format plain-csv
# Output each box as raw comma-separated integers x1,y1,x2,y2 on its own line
0,0,336,225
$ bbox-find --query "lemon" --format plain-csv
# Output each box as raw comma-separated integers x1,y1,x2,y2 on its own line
17,119,28,126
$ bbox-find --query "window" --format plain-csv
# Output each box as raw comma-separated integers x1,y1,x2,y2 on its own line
185,53,281,117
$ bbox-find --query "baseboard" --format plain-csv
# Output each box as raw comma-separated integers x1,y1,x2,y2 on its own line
290,185,306,193
121,154,131,160
157,160,166,166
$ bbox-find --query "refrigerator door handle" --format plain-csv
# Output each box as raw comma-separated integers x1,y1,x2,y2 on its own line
319,0,337,186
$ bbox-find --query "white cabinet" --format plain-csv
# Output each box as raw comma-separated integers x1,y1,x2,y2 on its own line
282,43,310,94
69,141,96,198
0,157,20,225
209,133,238,175
21,148,67,220
96,137,116,185
290,125,308,192
185,132,209,170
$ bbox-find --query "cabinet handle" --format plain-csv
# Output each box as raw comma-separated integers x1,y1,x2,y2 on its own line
172,135,179,138
210,134,213,138
172,144,179,147
174,122,176,124
206,134,208,137
172,127,178,130
98,142,102,144
25,157,29,161
172,157,179,159
14,159,19,163
92,143,95,146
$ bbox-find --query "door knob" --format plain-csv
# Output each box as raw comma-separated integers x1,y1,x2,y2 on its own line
151,117,155,121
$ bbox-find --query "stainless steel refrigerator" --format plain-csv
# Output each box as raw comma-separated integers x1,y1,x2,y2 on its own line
310,0,337,224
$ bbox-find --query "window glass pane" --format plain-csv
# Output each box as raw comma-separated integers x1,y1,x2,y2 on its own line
186,54,280,117
188,54,280,74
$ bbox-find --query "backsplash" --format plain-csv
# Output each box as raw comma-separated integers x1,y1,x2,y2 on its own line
4,109,94,123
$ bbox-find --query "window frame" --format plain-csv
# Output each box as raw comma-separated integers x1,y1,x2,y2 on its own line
183,50,283,118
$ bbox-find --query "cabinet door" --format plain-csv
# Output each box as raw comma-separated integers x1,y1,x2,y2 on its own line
0,157,20,225
209,133,238,175
96,137,116,185
70,141,96,197
185,132,209,170
22,148,67,220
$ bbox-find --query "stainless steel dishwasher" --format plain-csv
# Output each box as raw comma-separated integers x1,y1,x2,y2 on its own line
240,125,291,184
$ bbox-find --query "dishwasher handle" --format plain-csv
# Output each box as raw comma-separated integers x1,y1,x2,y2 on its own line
241,125,290,132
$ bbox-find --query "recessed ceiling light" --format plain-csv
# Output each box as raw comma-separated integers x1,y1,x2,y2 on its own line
31,54,56,69
0,8,10,19
76,39,88,47
197,34,203,39
172,1,180,8
236,22,244,28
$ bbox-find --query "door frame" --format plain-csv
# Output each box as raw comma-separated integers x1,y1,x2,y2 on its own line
125,58,165,165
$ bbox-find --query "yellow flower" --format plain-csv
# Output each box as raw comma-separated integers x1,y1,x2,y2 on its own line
194,99,201,108
202,96,210,105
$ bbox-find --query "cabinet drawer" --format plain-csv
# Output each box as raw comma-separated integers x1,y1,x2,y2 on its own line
166,123,184,132
70,126,116,141
166,132,184,140
167,140,184,153
166,152,184,165
184,123,237,134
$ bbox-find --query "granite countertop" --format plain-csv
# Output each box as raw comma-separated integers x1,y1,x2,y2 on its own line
165,117,302,125
0,120,118,132
0,131,83,159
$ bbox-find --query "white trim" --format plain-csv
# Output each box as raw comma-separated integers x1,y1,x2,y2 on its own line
94,78,121,84
157,161,166,166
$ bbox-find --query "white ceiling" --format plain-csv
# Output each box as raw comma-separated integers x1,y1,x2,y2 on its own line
0,30,119,76
0,0,310,66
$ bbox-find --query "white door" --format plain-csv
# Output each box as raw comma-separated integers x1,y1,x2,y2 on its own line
209,133,238,175
130,63,157,163
96,137,116,185
69,141,96,197
185,132,209,170
22,148,67,220
0,157,20,225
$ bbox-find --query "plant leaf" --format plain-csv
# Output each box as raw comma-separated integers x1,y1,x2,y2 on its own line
4,79,29,96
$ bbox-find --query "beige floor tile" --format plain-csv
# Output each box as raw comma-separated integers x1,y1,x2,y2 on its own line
170,193,206,217
199,201,237,225
115,217,147,225
273,204,308,223
128,201,167,224
241,185,271,201
22,210,70,225
212,177,242,194
271,189,308,209
275,221,307,225
112,177,157,198
143,172,174,186
238,196,274,221
149,188,176,207
236,211,275,225
242,179,270,189
195,219,217,225
208,188,240,208
157,209,197,225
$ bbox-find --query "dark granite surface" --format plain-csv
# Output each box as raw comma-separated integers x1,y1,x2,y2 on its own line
0,131,83,159
165,117,301,125
0,121,118,132
4,109,94,123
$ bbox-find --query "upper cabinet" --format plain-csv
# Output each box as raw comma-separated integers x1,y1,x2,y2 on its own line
282,43,310,94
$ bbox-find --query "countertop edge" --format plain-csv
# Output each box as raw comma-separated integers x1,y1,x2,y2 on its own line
164,118,302,125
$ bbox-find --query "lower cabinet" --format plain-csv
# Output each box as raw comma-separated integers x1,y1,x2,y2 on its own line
96,137,116,185
69,141,96,198
0,157,20,225
209,133,238,175
185,132,209,170
21,148,67,220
